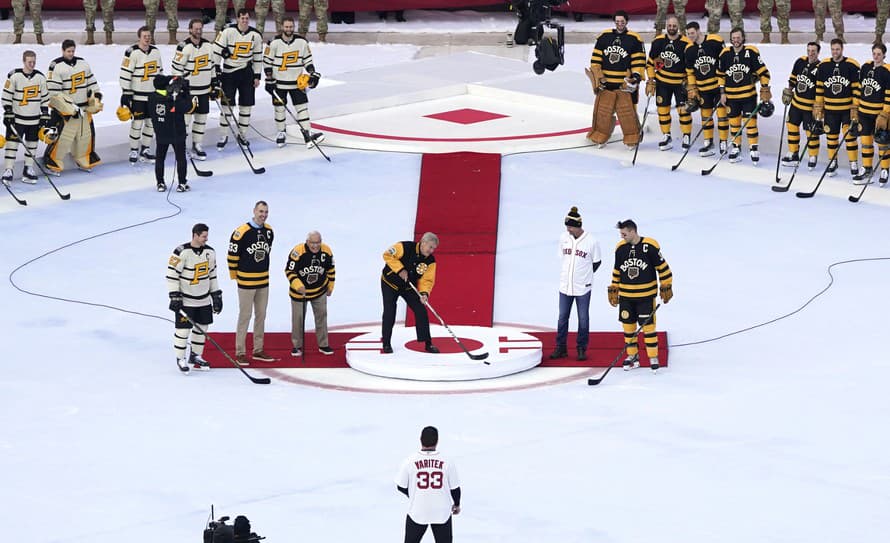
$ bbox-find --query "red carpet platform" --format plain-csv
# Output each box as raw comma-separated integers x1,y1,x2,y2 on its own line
531,331,669,368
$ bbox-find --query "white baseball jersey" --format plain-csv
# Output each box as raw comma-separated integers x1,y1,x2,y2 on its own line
395,449,460,525
558,230,601,296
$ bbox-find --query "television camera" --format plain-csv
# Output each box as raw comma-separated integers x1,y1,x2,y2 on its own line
510,0,567,74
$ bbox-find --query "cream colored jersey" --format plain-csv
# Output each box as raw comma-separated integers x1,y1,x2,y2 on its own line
46,56,99,108
119,45,164,103
166,243,220,308
2,69,49,126
395,449,460,525
172,38,215,96
212,24,263,76
263,34,313,90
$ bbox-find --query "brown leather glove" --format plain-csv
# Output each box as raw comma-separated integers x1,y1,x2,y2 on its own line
849,106,859,123
781,87,793,106
877,111,890,131
686,85,699,103
586,64,606,94
608,285,620,307
759,85,772,103
812,100,825,122
660,284,673,304
645,78,656,97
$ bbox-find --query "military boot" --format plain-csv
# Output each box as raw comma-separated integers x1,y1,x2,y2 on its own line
105,31,113,44
86,30,95,45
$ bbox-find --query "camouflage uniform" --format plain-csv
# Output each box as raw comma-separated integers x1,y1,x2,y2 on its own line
143,0,178,32
654,0,687,35
759,0,790,33
255,0,286,35
876,0,890,42
84,0,116,33
705,0,746,34
12,0,43,36
215,0,246,33
299,0,330,38
812,0,844,41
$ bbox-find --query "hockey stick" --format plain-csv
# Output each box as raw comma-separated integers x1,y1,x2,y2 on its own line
587,303,661,386
772,129,821,192
177,309,271,385
630,93,653,166
408,282,489,362
9,124,71,200
264,87,331,162
671,117,713,171
217,91,254,158
213,95,266,174
701,103,761,176
2,181,27,206
300,299,306,364
796,123,855,198
773,102,789,183
188,152,213,177
848,148,890,202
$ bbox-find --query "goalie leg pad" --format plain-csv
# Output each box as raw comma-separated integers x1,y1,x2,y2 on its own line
588,89,617,145
615,91,641,145
74,114,101,170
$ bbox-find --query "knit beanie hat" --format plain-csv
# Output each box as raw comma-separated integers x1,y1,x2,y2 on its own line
564,206,582,227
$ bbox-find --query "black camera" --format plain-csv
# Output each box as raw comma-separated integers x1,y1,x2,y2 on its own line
510,0,566,74
167,76,186,95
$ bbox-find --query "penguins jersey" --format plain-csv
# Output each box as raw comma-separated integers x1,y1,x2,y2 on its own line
684,34,725,93
858,62,890,116
611,237,672,299
284,242,335,301
46,56,99,107
717,45,770,101
213,24,263,77
263,34,313,90
2,69,48,126
590,29,646,86
647,34,691,86
815,57,860,112
119,45,164,102
227,223,274,289
166,243,220,308
171,38,214,96
788,56,820,112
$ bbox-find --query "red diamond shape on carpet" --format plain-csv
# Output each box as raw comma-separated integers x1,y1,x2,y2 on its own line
424,108,509,125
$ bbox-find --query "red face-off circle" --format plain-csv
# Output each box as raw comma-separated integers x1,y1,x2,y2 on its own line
404,338,484,354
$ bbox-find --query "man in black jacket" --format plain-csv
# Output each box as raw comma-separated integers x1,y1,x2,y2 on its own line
149,74,195,192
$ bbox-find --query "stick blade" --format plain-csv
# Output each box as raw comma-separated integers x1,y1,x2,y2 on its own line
587,377,603,386
701,168,713,176
250,377,272,385
848,195,861,203
771,185,790,192
253,167,266,175
469,352,489,361
795,191,816,198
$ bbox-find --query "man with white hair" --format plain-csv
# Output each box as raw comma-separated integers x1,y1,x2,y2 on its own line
285,230,336,357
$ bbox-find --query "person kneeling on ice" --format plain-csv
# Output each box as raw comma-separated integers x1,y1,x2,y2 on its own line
149,75,197,192
167,222,223,373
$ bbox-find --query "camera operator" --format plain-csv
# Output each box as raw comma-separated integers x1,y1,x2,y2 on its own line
149,75,196,192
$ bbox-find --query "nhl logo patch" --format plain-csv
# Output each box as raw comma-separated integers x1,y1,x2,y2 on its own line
628,267,640,280
253,250,266,262
797,81,807,94
732,72,744,84
831,83,842,94
700,64,710,75
156,104,166,115
864,86,874,97
609,52,621,65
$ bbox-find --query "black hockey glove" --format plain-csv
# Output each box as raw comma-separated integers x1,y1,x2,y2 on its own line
308,72,322,89
120,93,132,109
264,80,277,98
39,108,50,128
169,292,184,313
211,290,223,314
3,105,13,129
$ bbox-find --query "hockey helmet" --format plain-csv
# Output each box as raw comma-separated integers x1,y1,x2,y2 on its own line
297,73,311,90
758,100,775,118
875,128,890,145
0,135,5,147
116,105,131,122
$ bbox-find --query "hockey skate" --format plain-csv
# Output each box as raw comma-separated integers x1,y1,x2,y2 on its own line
191,143,207,161
807,155,818,171
140,145,156,163
622,354,640,371
190,352,210,371
853,166,873,185
236,134,250,148
850,161,860,179
176,357,190,373
658,133,673,151
276,131,287,148
217,135,228,150
750,145,759,165
698,139,715,157
1,168,12,187
881,169,889,185
21,166,38,184
176,182,190,192
728,144,741,163
781,151,799,167
156,181,167,192
681,133,691,150
719,140,728,155
650,357,660,374
303,130,325,149
128,149,139,165
826,159,838,177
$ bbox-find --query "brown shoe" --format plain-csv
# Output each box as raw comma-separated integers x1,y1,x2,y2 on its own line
235,354,250,366
253,350,276,362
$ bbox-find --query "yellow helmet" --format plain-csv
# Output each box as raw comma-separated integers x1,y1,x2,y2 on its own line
0,134,5,147
116,105,131,122
296,73,310,90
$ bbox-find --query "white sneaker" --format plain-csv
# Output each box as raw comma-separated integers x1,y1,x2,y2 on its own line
276,131,286,148
658,133,673,151
291,347,302,357
128,149,139,164
1,168,12,187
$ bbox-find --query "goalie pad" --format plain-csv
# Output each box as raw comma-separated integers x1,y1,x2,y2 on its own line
49,93,79,117
84,95,104,115
587,89,617,144
615,91,641,146
44,113,101,173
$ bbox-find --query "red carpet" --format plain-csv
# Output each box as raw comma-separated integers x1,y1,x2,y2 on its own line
530,331,669,368
410,152,501,326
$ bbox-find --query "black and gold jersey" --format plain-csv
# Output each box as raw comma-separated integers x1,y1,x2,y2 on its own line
815,56,860,111
647,33,691,86
788,56,820,112
857,61,890,116
591,29,646,87
227,222,274,289
381,241,436,295
717,45,770,101
611,237,672,299
684,34,725,92
285,242,335,301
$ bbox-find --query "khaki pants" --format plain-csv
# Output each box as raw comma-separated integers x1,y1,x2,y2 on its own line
291,295,329,349
236,286,269,355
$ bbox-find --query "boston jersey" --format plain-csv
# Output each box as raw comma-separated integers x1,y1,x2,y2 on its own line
647,33,691,86
263,34,314,90
395,450,460,525
788,56,820,112
611,237,672,299
119,45,163,102
2,69,48,125
171,38,214,96
590,29,646,87
46,56,99,107
228,222,274,289
381,241,436,295
717,45,770,101
166,244,220,308
815,56,860,112
285,242,335,301
858,61,890,116
685,34,725,92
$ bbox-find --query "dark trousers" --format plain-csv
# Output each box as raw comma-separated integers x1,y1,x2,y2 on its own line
556,291,590,350
404,515,452,543
156,139,187,184
381,282,431,347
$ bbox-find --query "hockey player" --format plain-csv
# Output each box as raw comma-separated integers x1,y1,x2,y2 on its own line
212,8,263,150
646,15,692,151
587,10,646,148
167,222,223,373
607,220,673,374
263,16,324,149
853,43,890,185
285,230,336,357
781,42,822,171
119,26,164,165
171,18,215,160
149,75,196,192
44,39,103,174
717,28,771,164
813,39,861,178
1,50,49,187
381,233,440,355
684,21,729,157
